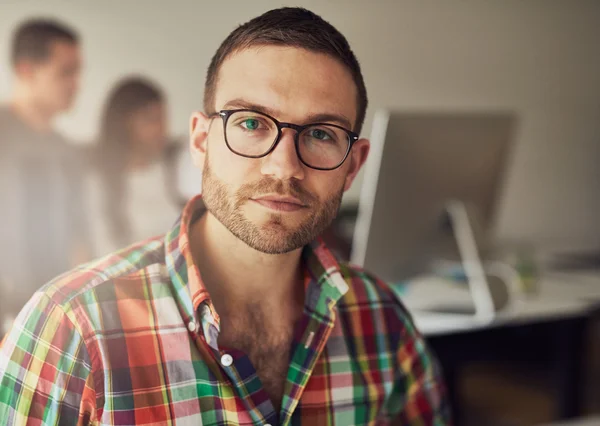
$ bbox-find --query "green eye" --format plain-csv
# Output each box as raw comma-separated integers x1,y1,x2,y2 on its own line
244,119,259,130
310,129,330,140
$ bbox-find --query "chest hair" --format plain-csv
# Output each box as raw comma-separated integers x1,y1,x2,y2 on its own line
219,305,297,411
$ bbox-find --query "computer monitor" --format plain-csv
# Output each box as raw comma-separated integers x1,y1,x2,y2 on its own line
351,110,516,285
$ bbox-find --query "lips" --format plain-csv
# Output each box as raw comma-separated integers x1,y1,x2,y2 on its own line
251,194,307,212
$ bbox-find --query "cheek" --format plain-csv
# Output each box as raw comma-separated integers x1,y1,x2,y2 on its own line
306,171,346,202
142,128,158,145
150,121,166,140
208,135,261,183
51,70,68,88
33,71,53,91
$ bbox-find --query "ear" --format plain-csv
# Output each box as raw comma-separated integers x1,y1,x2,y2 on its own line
343,138,370,192
189,111,211,172
14,60,36,80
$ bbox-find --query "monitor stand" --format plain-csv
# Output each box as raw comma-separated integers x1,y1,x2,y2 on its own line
421,200,498,321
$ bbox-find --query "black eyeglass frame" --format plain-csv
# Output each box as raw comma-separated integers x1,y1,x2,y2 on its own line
210,108,360,171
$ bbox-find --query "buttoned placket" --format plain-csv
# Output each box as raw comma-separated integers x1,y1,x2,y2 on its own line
195,300,280,425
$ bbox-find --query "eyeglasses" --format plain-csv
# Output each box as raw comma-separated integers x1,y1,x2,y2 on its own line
210,109,359,171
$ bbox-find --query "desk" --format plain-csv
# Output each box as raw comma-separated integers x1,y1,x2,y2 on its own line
402,271,600,335
398,271,600,424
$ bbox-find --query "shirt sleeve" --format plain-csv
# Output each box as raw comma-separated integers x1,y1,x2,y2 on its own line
386,310,452,425
390,324,452,426
0,292,97,425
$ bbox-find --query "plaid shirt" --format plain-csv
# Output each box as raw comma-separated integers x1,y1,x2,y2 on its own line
0,196,450,425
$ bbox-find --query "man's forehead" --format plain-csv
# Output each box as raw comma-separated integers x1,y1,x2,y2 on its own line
48,40,79,60
213,46,357,127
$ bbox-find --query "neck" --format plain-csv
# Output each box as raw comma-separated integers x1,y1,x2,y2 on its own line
190,211,304,315
10,88,55,133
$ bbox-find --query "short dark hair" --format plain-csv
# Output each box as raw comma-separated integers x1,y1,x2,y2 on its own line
11,18,78,66
204,7,368,135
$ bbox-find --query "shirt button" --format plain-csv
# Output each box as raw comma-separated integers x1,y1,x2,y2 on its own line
187,321,196,332
221,353,233,367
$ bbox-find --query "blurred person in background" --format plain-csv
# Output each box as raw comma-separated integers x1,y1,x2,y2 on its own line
87,77,188,257
0,19,87,335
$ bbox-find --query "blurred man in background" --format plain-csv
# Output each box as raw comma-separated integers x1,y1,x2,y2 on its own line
0,19,87,334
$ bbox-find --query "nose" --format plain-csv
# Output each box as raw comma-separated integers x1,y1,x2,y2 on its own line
260,129,305,181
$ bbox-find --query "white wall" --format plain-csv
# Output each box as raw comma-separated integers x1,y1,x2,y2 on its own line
1,0,599,248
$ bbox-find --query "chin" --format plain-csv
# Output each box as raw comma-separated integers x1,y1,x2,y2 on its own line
245,231,306,255
234,213,314,255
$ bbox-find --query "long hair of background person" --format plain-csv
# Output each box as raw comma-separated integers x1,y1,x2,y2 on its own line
95,77,185,248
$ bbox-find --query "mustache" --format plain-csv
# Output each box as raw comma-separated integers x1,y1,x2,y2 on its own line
235,178,317,207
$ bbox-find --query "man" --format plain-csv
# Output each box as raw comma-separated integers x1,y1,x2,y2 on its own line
0,19,87,333
0,8,450,425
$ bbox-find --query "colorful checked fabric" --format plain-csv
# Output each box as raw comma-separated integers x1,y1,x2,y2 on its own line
0,196,450,425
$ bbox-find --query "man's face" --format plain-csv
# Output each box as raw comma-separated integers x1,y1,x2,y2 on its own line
20,41,81,114
191,46,369,254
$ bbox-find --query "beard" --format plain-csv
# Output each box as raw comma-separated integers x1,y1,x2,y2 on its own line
201,157,344,254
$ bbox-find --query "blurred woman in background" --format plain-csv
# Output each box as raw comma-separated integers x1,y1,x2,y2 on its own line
88,76,191,257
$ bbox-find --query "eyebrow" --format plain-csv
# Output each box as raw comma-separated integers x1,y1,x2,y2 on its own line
222,98,354,130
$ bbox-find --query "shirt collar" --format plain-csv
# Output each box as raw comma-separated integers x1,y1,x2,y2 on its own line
165,195,350,333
